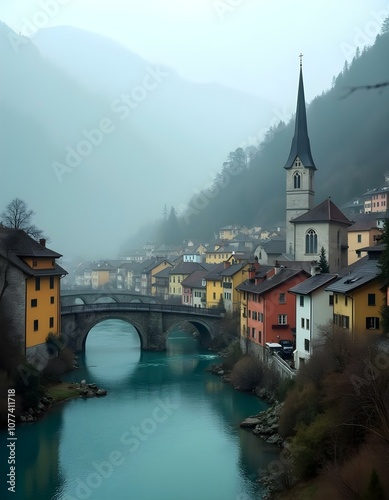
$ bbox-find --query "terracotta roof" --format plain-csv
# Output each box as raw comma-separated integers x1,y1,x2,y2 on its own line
291,199,353,225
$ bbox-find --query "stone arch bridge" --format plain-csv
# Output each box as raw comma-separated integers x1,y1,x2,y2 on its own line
61,302,225,352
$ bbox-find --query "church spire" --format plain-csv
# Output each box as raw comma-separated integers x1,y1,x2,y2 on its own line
284,57,316,170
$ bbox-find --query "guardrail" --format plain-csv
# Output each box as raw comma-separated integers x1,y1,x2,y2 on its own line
61,302,224,317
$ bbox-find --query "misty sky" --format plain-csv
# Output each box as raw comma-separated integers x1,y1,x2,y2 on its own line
3,0,389,105
1,0,389,260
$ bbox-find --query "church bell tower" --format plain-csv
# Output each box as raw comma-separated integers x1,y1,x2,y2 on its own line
284,55,316,257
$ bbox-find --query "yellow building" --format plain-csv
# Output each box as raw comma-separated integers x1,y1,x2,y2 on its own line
0,229,66,367
326,247,384,335
218,225,240,240
169,262,206,298
141,258,172,295
348,216,381,265
91,261,116,289
202,263,224,308
220,261,251,314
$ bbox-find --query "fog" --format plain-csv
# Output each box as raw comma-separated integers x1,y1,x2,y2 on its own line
0,0,388,258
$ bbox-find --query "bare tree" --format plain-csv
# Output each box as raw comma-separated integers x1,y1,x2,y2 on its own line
1,198,46,241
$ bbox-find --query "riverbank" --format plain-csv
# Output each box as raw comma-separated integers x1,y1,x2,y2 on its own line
18,380,107,423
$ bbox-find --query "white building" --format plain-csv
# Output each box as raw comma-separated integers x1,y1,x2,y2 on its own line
289,273,337,369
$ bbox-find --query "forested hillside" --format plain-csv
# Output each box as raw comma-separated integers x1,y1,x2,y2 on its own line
171,25,389,242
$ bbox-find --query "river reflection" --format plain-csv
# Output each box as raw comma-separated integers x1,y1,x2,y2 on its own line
1,320,279,500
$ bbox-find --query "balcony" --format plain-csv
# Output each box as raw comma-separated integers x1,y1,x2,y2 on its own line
223,282,232,289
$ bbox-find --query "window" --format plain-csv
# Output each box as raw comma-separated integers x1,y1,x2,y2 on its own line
49,317,54,328
251,327,255,339
259,312,263,322
368,294,376,306
293,172,301,189
300,296,304,307
279,293,286,304
278,314,287,325
213,292,216,300
31,299,37,308
345,296,348,306
32,260,37,267
333,314,339,325
306,319,310,329
305,229,317,254
304,339,310,352
357,234,362,243
49,276,55,289
329,295,334,306
258,331,262,343
301,318,305,328
335,294,338,304
342,315,350,329
33,319,39,331
35,277,40,291
248,310,251,319
366,317,379,330
243,307,247,318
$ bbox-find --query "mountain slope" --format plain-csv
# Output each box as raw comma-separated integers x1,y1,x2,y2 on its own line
177,29,389,240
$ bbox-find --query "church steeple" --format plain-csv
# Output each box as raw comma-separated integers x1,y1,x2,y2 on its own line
284,56,316,170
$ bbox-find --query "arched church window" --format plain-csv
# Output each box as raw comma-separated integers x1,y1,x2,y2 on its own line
305,229,318,254
293,172,301,189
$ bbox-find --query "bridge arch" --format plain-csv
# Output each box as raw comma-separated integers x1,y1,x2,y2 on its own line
165,319,213,347
93,295,119,304
81,316,144,350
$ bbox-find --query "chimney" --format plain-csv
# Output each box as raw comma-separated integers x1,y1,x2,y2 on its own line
39,238,46,247
224,261,231,269
248,265,256,280
253,256,260,270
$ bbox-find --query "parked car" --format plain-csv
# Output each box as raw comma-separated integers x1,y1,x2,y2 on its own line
278,339,294,359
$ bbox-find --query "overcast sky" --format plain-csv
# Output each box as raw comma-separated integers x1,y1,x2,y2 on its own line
2,0,389,107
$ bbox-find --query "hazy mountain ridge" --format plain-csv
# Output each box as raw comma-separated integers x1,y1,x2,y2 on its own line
176,29,389,241
1,23,276,257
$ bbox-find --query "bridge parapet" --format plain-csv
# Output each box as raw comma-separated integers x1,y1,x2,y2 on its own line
61,303,224,353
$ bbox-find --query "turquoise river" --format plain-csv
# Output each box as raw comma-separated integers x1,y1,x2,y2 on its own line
1,320,280,500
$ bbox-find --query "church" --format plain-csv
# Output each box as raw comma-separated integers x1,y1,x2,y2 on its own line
280,58,352,273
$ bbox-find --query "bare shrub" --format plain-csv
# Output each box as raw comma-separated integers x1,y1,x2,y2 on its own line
230,354,263,391
278,382,320,438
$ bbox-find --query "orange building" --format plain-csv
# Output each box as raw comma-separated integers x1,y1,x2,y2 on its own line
0,228,67,368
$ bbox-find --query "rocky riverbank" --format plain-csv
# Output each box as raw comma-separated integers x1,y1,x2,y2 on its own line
240,402,284,446
18,380,107,423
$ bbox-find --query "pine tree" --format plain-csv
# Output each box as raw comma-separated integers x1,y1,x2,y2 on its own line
381,15,389,35
318,247,330,273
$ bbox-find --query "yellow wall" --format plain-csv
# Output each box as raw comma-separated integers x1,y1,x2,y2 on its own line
205,252,233,264
23,257,55,269
231,263,250,307
348,229,381,265
333,281,384,335
92,270,110,288
151,262,172,296
26,274,61,347
205,279,223,307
